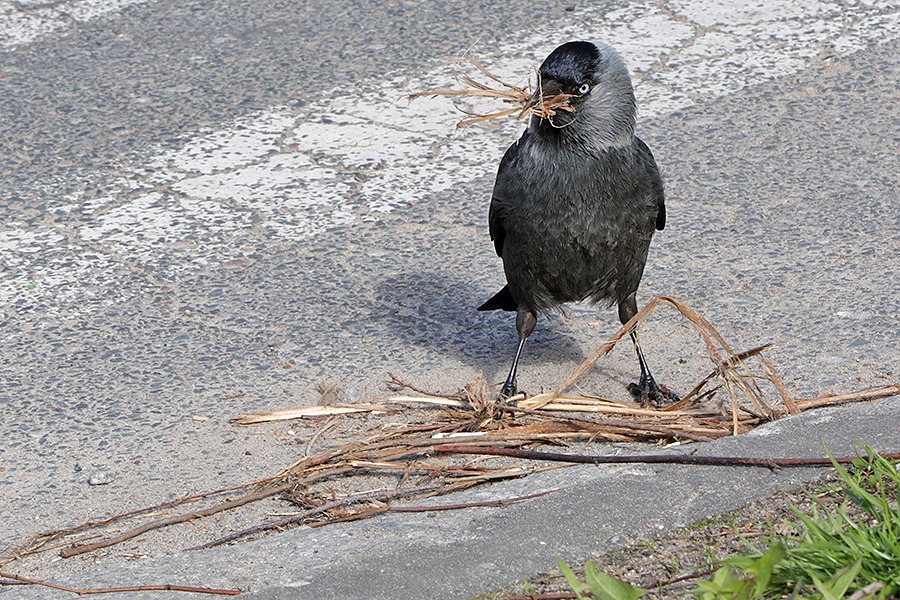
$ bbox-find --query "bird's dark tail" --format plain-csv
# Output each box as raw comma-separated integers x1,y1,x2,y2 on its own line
477,285,518,312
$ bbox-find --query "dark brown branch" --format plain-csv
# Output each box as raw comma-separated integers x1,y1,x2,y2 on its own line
0,570,241,595
192,483,446,550
10,478,280,564
60,482,292,558
434,445,900,469
315,488,560,527
52,430,460,560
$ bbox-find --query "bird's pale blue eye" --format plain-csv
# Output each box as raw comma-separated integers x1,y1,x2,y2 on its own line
578,83,591,95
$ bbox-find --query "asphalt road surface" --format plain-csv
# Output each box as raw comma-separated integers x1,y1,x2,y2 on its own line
1,0,898,598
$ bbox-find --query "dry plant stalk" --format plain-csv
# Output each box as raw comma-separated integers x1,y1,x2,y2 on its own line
231,402,390,425
408,53,576,128
5,297,897,573
527,296,800,432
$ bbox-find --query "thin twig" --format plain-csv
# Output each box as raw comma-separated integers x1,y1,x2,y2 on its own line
6,477,281,565
305,416,340,458
503,593,576,600
193,484,446,549
387,372,464,399
0,570,241,595
387,488,558,512
795,385,900,410
60,482,293,558
434,445,900,469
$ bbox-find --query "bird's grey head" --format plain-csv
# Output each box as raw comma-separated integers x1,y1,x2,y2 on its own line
528,40,636,149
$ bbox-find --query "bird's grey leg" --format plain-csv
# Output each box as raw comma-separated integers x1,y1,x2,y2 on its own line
499,337,527,399
618,295,679,407
499,309,537,399
630,329,652,383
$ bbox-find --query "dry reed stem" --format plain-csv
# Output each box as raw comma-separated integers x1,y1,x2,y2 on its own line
8,299,897,571
533,296,789,430
232,402,389,425
794,385,900,410
408,53,576,128
16,371,896,564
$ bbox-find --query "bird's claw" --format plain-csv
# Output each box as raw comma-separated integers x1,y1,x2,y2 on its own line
628,376,679,408
499,381,522,403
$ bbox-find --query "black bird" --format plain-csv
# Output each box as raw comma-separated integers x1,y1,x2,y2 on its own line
478,40,678,405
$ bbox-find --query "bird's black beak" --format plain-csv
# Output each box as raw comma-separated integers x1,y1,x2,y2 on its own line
522,76,577,124
524,76,565,113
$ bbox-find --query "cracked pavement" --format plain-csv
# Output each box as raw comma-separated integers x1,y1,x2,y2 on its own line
1,0,898,597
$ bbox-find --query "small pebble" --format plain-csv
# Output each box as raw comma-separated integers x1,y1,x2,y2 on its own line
88,469,114,485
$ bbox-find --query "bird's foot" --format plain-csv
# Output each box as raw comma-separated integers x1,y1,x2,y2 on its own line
498,381,522,403
628,375,679,407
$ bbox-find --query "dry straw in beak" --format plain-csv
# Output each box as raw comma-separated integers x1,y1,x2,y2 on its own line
409,53,576,128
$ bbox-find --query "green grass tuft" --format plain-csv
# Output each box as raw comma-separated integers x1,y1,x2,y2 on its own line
557,447,898,600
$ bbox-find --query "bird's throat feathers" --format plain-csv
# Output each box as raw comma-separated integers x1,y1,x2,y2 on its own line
528,80,636,153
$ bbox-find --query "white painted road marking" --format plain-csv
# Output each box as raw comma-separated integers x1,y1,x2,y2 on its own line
2,0,898,315
0,0,147,49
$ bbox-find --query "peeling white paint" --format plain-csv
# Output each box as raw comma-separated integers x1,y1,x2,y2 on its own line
0,0,147,49
149,110,298,176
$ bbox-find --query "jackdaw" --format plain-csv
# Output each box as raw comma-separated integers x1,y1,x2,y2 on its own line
478,40,678,405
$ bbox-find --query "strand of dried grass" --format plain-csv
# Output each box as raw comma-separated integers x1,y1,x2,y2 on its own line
759,353,799,414
408,53,575,128
491,402,717,442
794,385,900,410
231,402,389,425
387,371,465,400
534,296,794,429
672,345,772,410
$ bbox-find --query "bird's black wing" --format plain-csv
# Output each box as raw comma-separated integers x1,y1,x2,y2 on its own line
488,137,524,257
478,136,527,313
635,137,666,231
